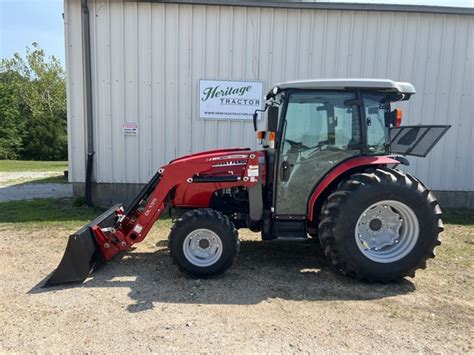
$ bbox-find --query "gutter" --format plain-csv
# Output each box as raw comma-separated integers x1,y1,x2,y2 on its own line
81,0,95,206
138,0,474,16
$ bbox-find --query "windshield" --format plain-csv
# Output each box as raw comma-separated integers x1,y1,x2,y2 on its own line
282,91,362,154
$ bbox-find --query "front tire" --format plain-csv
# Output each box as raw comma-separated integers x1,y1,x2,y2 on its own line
168,209,239,277
318,168,443,282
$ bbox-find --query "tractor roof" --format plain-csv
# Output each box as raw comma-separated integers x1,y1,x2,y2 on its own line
270,79,416,96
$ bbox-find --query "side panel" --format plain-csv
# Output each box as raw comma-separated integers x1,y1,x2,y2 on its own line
171,150,265,208
307,156,400,221
173,182,245,208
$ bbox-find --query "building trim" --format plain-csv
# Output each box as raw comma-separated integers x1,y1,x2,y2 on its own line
134,0,474,16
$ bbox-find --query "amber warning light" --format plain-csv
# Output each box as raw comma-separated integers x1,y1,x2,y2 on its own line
391,109,403,127
268,131,276,149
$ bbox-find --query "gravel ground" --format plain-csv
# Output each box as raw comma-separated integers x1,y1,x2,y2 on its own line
0,222,472,353
0,172,72,202
0,171,60,184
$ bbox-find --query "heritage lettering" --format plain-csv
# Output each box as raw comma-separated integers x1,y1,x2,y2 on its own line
201,85,252,101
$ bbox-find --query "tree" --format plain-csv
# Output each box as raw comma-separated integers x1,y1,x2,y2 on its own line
0,43,67,160
0,78,23,159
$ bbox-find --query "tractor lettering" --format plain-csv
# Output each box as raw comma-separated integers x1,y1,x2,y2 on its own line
202,85,252,101
144,198,158,216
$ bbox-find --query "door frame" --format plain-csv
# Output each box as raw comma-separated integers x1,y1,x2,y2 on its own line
271,88,365,219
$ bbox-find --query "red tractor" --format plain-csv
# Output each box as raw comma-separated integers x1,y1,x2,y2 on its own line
46,79,450,286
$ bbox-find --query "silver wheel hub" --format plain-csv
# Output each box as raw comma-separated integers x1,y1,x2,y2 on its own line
355,200,419,263
357,204,403,250
183,229,223,267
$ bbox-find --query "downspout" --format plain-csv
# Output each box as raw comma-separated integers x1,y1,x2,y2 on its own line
81,0,94,206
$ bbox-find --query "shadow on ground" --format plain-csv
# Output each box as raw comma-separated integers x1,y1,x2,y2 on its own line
30,239,415,312
443,209,474,226
15,175,69,185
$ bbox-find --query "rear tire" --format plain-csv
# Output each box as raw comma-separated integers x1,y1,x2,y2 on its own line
168,209,239,277
318,168,443,282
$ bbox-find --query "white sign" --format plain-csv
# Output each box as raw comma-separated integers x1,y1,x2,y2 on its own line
122,122,138,136
199,79,263,119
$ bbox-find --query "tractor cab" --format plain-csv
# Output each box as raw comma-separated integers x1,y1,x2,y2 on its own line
255,79,416,154
256,79,449,160
253,79,449,236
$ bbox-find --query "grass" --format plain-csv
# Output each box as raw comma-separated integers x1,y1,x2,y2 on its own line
443,209,474,226
0,160,68,186
0,198,172,230
0,160,68,172
0,198,105,228
2,175,69,186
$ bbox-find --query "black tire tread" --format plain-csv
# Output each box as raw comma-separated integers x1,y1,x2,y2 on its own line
168,208,239,277
318,167,443,282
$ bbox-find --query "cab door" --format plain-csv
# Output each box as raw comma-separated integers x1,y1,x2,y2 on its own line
274,91,362,216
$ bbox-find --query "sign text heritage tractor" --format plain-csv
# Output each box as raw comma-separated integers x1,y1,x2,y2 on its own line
46,79,450,286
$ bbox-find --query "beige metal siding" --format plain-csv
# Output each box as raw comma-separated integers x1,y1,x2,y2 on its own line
65,0,474,192
64,0,86,182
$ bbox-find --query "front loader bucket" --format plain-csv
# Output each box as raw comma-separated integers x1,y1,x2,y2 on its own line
44,204,122,287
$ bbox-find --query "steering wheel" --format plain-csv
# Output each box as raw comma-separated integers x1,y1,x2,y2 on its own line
285,139,311,151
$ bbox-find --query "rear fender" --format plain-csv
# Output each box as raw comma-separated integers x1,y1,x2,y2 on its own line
307,156,400,221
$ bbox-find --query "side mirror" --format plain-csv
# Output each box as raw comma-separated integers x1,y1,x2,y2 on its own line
267,106,279,132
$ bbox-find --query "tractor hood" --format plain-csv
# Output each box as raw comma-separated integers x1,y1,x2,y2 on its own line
166,146,264,188
169,147,252,165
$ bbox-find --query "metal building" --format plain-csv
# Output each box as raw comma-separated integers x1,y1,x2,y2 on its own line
64,0,474,207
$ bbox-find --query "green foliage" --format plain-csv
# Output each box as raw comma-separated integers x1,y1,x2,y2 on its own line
0,80,23,159
0,43,67,160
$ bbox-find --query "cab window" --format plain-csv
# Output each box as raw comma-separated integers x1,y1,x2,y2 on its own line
363,93,390,154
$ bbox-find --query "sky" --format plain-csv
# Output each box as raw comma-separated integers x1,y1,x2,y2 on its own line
1,0,66,65
0,0,473,68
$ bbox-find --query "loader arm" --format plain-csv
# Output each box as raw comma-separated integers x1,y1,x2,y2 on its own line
97,160,215,260
45,149,261,286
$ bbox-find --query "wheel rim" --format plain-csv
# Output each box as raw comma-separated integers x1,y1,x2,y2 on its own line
182,229,223,267
355,200,419,263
